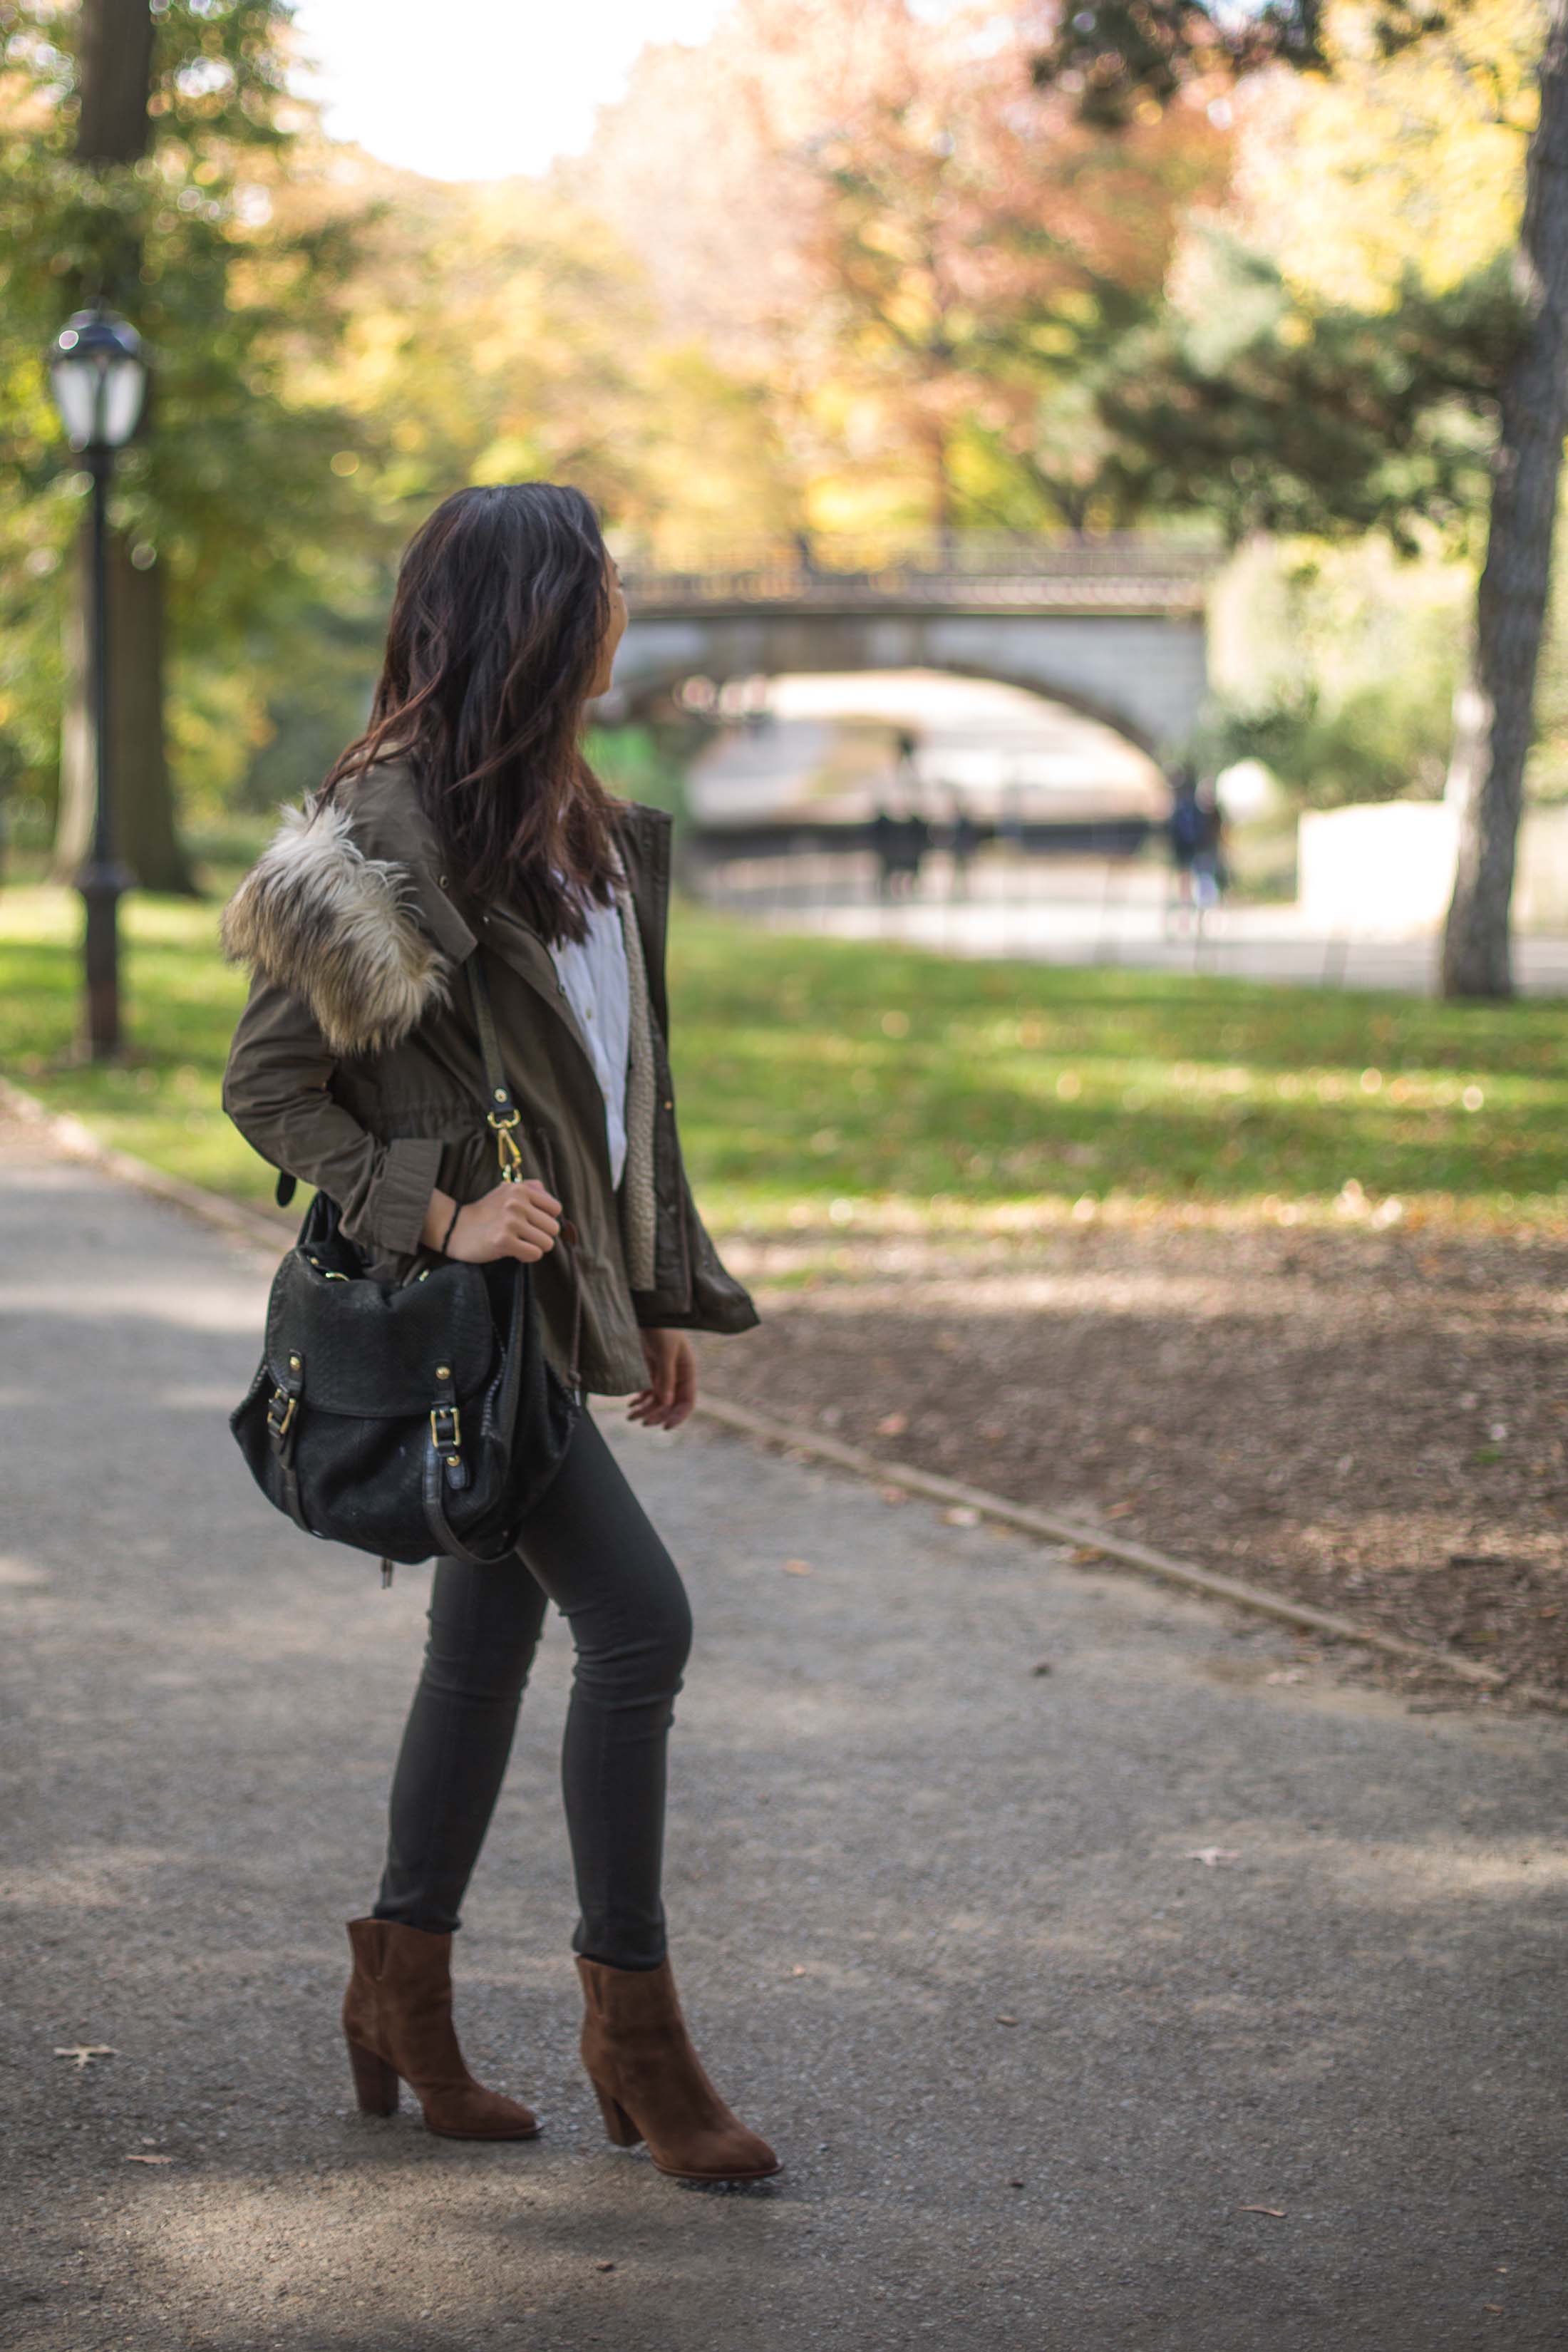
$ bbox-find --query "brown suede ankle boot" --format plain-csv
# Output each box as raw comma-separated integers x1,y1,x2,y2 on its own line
341,1917,539,2140
577,1955,780,2183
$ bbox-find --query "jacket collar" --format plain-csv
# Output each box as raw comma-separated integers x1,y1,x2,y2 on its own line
220,764,671,1061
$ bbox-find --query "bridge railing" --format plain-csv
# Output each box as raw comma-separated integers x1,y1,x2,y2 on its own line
615,532,1219,612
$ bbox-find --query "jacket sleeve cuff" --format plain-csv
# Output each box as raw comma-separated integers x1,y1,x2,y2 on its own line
368,1135,445,1257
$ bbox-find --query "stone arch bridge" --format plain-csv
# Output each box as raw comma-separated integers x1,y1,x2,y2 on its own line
607,537,1215,757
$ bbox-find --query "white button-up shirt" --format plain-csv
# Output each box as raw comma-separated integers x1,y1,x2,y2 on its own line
547,886,631,1189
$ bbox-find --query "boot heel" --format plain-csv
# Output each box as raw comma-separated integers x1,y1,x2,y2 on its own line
592,2079,644,2148
346,2036,399,2116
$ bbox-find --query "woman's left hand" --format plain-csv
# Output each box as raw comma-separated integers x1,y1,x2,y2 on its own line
628,1329,697,1430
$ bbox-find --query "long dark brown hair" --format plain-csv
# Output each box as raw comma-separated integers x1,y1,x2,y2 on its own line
321,482,621,944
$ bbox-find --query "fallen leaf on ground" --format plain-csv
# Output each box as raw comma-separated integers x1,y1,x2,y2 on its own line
1265,1668,1306,1685
1239,2204,1284,2218
790,1964,808,1976
1105,1502,1137,1519
54,2046,115,2070
943,1505,980,1526
877,1412,909,1436
781,1558,813,1575
1070,1545,1105,1564
1185,1847,1242,1867
995,2013,1019,2026
125,2153,175,2166
595,2261,617,2272
1031,1659,1053,1676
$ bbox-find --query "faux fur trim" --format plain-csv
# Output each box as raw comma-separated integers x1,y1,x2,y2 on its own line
220,800,450,1057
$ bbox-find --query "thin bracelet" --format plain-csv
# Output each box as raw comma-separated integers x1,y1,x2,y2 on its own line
439,1200,463,1254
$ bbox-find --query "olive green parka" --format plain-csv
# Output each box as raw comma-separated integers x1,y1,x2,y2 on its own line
219,758,758,1395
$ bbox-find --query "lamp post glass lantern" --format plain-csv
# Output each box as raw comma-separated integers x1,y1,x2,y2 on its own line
49,309,147,453
48,306,148,1058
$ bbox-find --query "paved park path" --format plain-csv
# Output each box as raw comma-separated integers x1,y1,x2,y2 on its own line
1,1123,1564,2351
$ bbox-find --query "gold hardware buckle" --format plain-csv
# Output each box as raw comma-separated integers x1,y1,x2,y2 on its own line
430,1402,462,1451
267,1387,298,1440
488,1110,524,1183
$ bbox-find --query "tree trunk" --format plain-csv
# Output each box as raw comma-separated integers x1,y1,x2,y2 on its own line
55,530,190,892
76,0,153,163
1442,0,1568,997
53,0,196,896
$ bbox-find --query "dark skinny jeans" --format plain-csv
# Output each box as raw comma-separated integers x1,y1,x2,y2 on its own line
373,1407,693,1971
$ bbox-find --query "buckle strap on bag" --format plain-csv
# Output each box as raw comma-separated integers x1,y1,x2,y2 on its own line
421,1346,521,1566
465,955,585,1398
265,1349,311,1537
420,1418,518,1566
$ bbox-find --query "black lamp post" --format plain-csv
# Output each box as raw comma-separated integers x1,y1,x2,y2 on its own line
48,305,148,1059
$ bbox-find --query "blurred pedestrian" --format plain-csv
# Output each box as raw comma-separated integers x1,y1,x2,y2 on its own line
1192,780,1228,920
894,808,932,895
947,798,982,897
1165,761,1204,933
871,802,899,899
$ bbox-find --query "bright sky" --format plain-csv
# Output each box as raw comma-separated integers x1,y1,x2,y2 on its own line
289,0,735,182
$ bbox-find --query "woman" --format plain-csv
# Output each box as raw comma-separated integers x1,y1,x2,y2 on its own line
219,482,779,2185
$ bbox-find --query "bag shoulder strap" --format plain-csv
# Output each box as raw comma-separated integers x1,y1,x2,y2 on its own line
465,952,530,1183
466,952,513,1118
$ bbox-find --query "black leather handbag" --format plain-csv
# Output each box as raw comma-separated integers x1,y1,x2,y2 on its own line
229,957,580,1578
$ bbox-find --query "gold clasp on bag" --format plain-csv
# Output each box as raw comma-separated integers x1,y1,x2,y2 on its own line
488,1105,524,1183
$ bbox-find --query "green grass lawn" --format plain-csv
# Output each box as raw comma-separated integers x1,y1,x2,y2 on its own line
2,882,1562,1231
